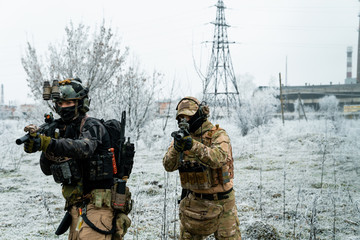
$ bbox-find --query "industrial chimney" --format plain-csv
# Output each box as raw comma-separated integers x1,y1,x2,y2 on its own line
347,46,353,79
357,2,360,83
346,47,357,84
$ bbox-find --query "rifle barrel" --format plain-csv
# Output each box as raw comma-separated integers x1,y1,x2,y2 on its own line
16,134,29,145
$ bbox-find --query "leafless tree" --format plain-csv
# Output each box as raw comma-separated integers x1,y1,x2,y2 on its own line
21,20,162,138
113,65,162,140
22,21,127,101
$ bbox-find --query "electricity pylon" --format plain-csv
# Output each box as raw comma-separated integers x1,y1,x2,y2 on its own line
203,0,239,118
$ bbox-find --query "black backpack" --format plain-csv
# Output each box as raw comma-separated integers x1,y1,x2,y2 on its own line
100,111,135,179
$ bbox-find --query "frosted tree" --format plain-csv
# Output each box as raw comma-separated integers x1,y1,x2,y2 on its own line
319,95,339,119
111,63,163,140
318,95,343,133
21,21,162,138
22,21,127,103
235,76,279,135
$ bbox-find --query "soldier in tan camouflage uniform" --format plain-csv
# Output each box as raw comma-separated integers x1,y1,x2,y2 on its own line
22,78,131,240
163,97,241,239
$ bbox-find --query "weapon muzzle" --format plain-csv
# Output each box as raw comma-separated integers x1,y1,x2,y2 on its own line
171,130,185,141
16,134,30,145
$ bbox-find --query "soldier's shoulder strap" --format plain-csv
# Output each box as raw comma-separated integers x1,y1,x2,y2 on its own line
80,116,105,131
79,115,89,132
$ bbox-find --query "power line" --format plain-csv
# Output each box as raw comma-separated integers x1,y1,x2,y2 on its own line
234,24,356,30
230,6,358,12
240,41,356,49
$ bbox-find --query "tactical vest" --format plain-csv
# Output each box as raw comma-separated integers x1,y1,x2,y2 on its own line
178,125,234,190
47,117,114,189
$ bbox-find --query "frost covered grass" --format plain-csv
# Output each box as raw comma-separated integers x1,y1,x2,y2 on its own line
0,117,359,239
230,118,360,239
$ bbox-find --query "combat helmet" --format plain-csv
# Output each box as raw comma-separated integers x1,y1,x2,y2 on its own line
48,78,90,122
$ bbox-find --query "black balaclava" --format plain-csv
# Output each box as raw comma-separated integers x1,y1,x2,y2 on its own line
57,99,85,123
187,109,206,133
58,105,77,123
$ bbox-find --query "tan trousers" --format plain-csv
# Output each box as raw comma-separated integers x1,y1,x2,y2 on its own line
179,190,241,240
68,204,114,240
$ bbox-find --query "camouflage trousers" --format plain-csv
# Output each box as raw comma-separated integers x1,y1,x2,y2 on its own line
179,190,241,240
68,204,131,240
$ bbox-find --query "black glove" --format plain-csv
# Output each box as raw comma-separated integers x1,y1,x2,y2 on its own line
24,134,51,153
24,134,41,153
174,136,193,152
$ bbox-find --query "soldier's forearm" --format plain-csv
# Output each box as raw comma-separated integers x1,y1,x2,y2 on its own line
190,140,227,169
47,137,97,159
163,147,180,172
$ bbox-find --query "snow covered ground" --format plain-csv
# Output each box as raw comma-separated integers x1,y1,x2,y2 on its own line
0,116,359,239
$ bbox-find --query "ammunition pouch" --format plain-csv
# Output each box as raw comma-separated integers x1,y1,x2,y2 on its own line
111,181,132,214
89,189,112,208
86,153,114,182
211,165,231,186
88,183,133,214
179,162,213,190
50,159,81,185
179,162,231,190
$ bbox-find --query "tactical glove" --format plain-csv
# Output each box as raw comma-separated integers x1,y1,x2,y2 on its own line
174,138,184,152
24,133,51,153
114,213,131,239
174,136,193,152
182,136,193,151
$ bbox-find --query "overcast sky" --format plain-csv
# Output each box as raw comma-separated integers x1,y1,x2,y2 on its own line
0,0,359,104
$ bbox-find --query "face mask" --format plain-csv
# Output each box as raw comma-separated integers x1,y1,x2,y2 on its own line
187,110,206,133
59,105,78,123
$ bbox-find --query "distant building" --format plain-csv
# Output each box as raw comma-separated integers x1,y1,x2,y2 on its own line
0,104,17,119
345,78,357,84
0,103,36,119
344,105,360,113
157,100,172,116
19,104,36,117
265,83,360,112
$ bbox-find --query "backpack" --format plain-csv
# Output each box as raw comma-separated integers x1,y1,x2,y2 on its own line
100,111,135,180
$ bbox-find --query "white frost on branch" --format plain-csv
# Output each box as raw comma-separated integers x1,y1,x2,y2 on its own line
21,20,163,139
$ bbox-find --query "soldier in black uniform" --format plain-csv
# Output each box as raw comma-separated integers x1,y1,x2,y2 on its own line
23,78,131,240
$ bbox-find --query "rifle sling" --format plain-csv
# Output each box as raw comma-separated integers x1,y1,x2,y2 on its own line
81,210,116,235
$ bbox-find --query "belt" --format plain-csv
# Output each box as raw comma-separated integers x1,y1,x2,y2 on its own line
191,188,233,201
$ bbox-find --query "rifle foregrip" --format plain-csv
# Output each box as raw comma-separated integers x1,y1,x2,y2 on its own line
16,135,29,145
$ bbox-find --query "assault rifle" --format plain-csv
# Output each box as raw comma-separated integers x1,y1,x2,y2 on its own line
112,111,135,211
16,112,60,145
172,118,191,204
171,118,190,141
117,111,135,180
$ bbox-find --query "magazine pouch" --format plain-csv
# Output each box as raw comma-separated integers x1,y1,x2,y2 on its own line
111,179,132,214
